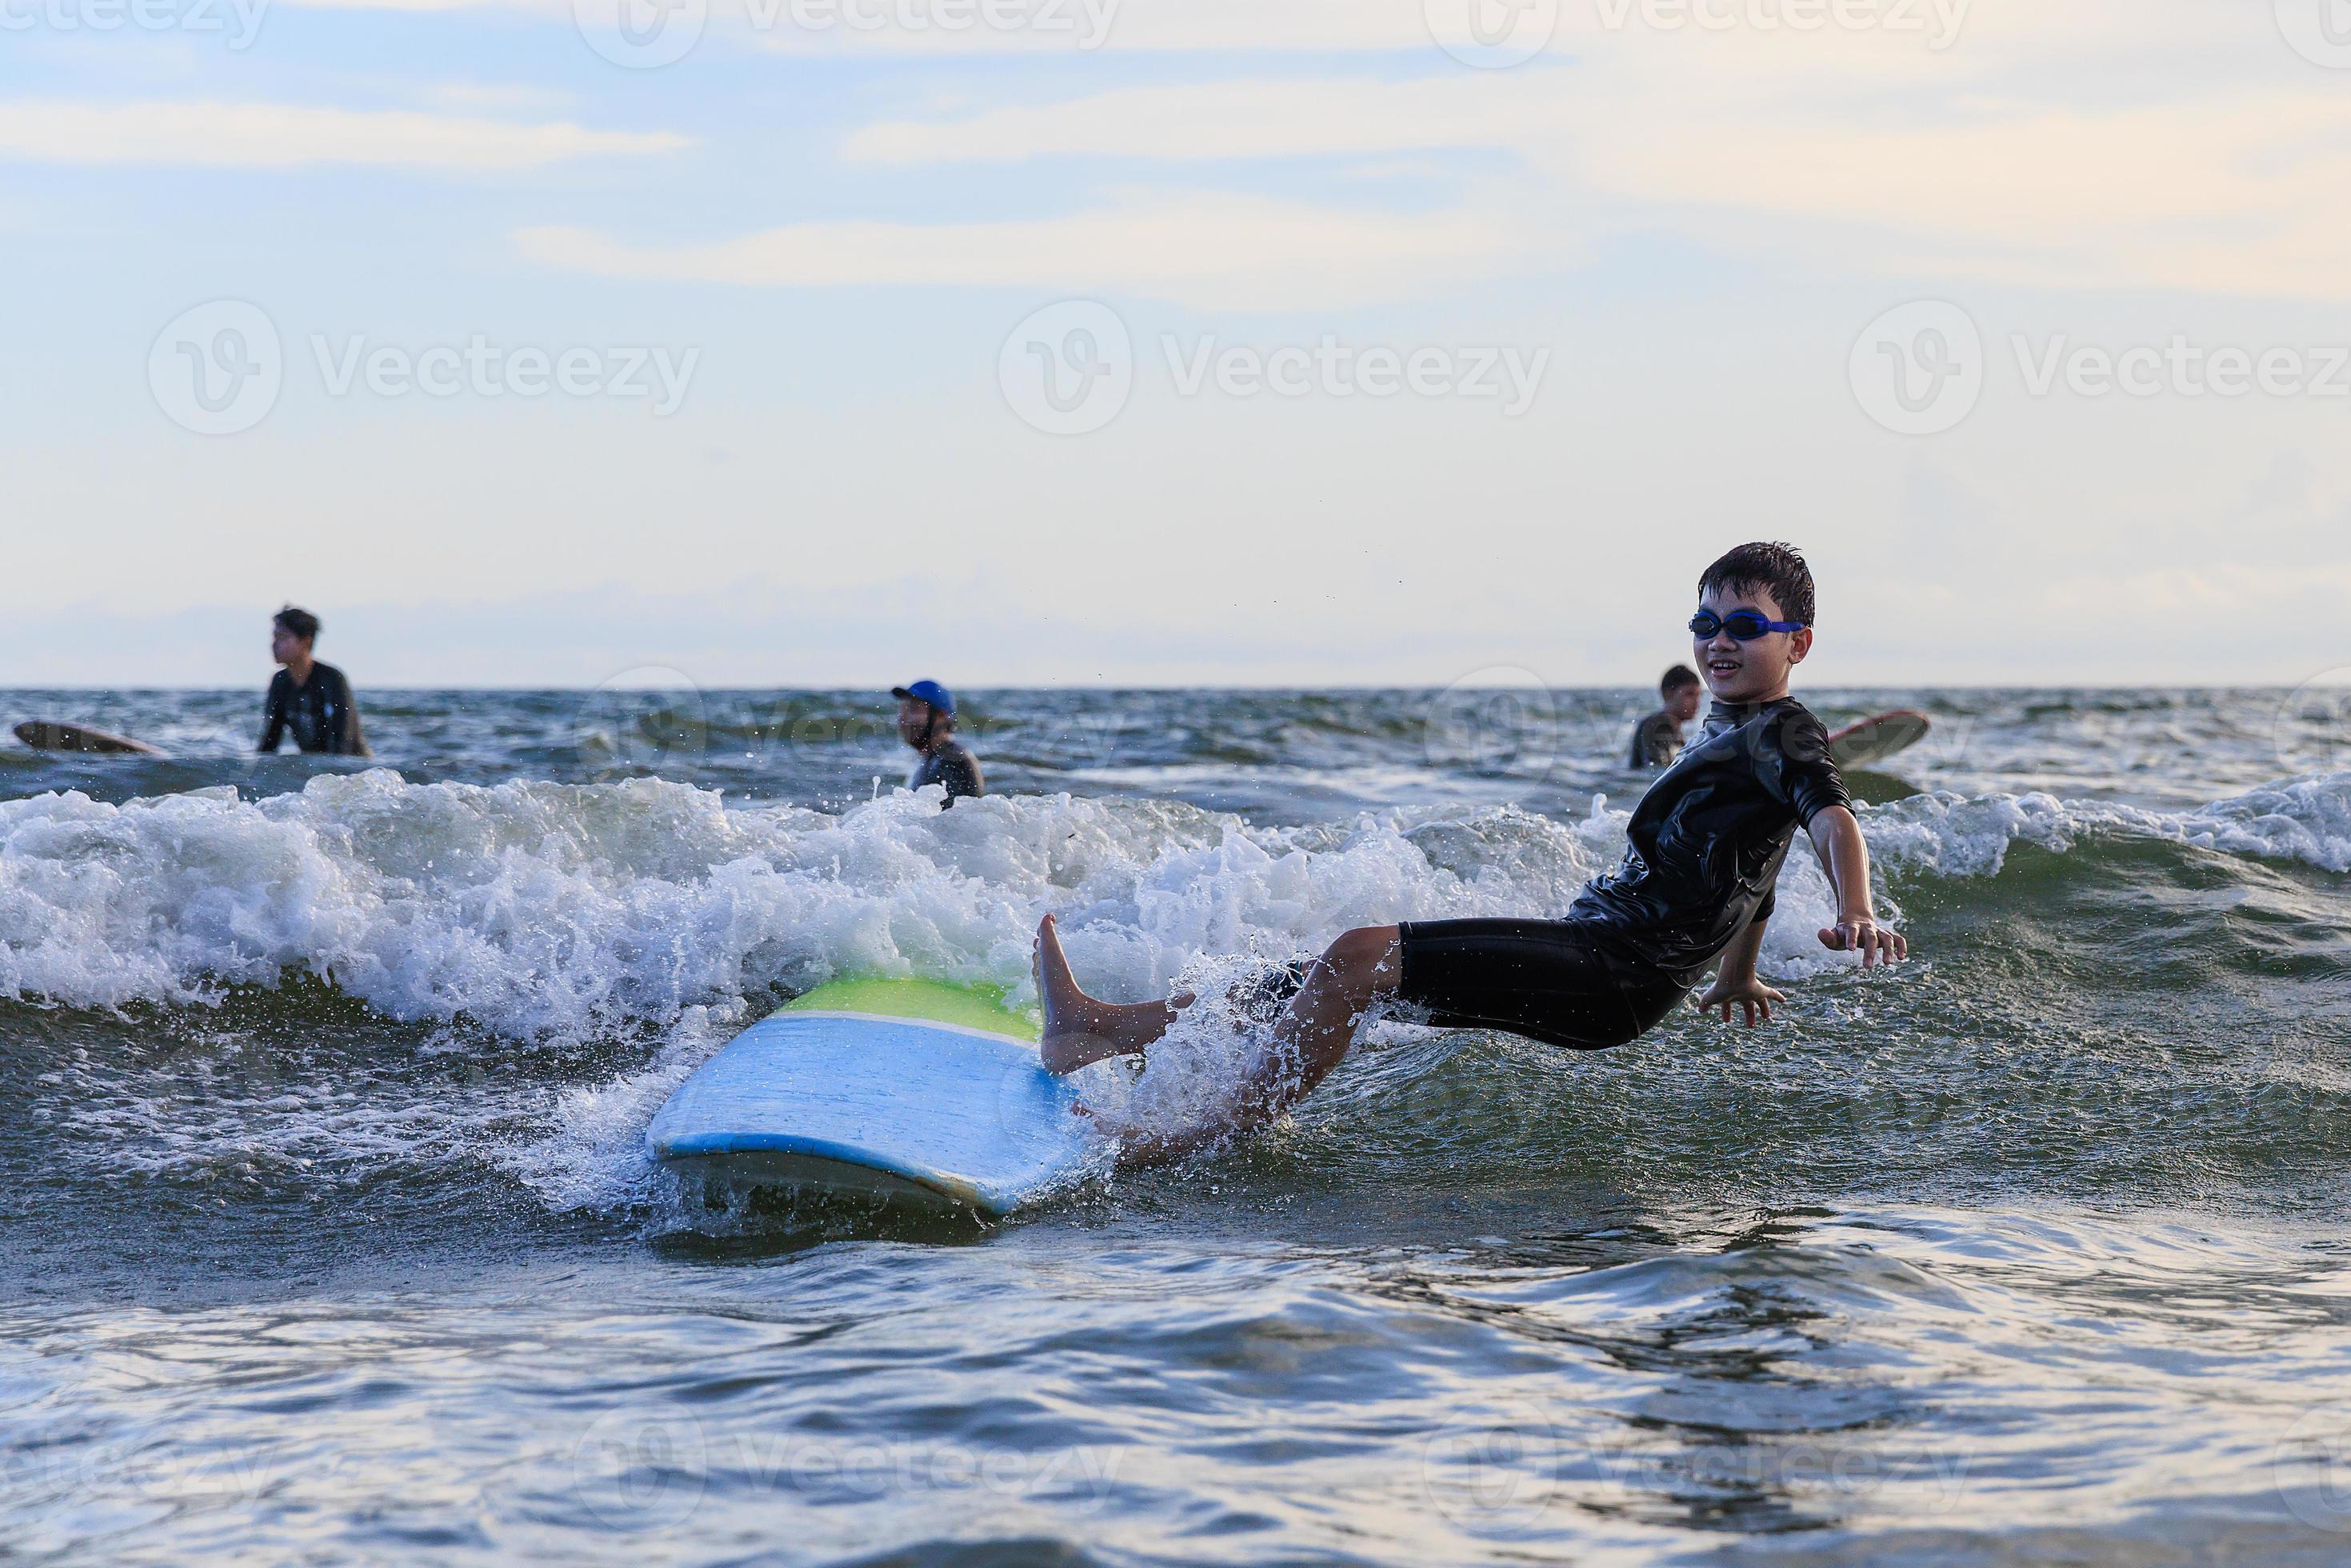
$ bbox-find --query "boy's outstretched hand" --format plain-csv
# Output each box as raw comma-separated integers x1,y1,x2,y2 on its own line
1818,917,1906,967
1694,974,1786,1027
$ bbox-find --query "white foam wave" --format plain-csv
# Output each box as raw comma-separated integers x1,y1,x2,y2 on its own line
1866,771,2351,879
0,773,1618,1040
3,769,2339,1052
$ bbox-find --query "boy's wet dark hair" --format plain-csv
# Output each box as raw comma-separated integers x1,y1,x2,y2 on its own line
1661,665,1701,695
1699,542,1815,627
274,606,322,643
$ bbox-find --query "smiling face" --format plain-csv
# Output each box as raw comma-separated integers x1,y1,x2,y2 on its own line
1694,583,1813,705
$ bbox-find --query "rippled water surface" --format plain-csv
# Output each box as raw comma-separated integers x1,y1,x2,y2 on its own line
4,686,2349,1564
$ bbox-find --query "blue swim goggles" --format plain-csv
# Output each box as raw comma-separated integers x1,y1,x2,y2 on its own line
1689,608,1808,641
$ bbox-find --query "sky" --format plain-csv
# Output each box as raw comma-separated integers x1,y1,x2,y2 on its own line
5,0,2350,688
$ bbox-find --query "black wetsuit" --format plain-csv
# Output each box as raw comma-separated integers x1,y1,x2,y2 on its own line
1392,698,1851,1050
1628,710,1683,768
259,663,368,756
906,739,983,806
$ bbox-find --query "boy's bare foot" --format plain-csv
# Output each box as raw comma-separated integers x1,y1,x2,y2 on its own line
1035,914,1105,1060
1035,913,1196,1073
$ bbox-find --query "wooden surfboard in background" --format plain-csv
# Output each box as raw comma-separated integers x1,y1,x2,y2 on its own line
1827,710,1932,771
13,721,168,757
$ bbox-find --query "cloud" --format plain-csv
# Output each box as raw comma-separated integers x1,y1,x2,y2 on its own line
250,0,1429,48
1570,90,2351,302
514,190,1529,309
840,77,1553,164
428,82,582,113
0,102,690,170
826,24,2351,305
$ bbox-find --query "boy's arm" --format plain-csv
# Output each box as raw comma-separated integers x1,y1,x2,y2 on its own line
1805,806,1907,967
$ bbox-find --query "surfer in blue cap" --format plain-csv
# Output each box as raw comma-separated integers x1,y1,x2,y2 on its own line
1035,542,1906,1151
894,680,984,806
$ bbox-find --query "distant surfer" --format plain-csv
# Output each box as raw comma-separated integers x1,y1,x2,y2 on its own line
894,680,982,806
1034,543,1907,1152
259,606,370,757
1628,664,1704,768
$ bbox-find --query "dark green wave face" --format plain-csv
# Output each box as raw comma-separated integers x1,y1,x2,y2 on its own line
2,687,2348,1563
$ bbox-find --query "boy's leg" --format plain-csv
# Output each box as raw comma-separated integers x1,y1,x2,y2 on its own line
1035,914,1193,1074
1230,925,1401,1126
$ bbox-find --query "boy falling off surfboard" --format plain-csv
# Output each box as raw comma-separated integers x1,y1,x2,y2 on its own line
1034,542,1907,1148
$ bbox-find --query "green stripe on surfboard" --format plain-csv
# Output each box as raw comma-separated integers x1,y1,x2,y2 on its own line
782,976,1040,1042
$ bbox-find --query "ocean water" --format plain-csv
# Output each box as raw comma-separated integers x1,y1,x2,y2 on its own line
3,685,2349,1565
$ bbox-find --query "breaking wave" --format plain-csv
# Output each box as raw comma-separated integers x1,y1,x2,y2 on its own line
1,768,2345,1044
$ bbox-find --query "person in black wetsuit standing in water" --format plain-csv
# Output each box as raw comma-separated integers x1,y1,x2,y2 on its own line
1031,542,1909,1158
259,606,370,757
894,679,982,806
1628,664,1705,768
